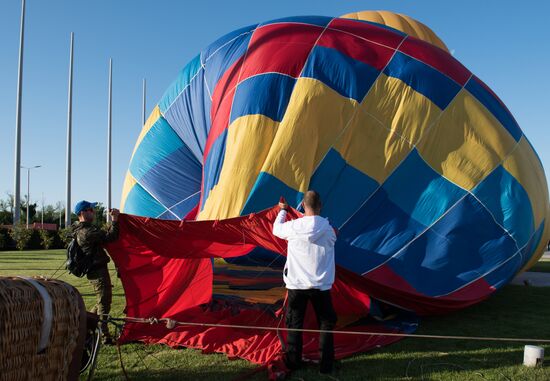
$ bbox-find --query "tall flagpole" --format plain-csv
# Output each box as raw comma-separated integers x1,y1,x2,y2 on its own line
142,78,146,126
65,32,74,228
26,167,29,228
107,58,112,222
13,0,26,226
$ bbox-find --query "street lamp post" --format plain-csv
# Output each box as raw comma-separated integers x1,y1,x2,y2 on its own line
41,192,44,227
21,165,41,228
58,203,63,229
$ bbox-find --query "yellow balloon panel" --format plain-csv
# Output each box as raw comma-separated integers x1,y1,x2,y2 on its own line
340,10,449,52
417,89,518,190
120,171,137,212
334,104,413,184
362,73,443,146
260,78,358,193
199,114,279,220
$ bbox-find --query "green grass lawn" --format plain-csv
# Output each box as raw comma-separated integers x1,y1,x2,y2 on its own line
1,250,549,380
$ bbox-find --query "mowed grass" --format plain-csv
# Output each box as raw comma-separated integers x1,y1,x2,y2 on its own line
1,250,549,381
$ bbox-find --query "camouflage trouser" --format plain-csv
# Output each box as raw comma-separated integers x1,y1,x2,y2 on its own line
87,265,113,339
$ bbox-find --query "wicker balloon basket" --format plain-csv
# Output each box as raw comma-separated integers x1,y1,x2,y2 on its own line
0,277,87,381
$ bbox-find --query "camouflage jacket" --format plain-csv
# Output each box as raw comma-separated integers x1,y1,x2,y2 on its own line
71,221,119,269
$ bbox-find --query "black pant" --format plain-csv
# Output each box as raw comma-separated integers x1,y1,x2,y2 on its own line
285,289,337,373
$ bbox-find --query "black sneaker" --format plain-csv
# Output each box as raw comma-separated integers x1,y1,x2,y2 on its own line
320,360,340,376
283,354,302,370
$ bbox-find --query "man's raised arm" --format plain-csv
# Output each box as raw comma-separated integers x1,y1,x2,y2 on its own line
273,199,292,239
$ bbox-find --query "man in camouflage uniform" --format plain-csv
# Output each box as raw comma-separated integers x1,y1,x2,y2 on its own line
72,200,120,344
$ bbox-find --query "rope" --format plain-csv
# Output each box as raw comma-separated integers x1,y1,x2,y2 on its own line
49,260,67,279
108,316,550,344
111,323,132,381
117,341,131,381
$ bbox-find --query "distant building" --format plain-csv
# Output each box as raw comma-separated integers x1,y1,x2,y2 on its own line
32,223,57,231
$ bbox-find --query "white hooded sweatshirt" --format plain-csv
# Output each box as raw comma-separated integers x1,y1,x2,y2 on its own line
273,210,336,290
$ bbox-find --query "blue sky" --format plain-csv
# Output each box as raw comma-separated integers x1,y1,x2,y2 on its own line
0,0,549,210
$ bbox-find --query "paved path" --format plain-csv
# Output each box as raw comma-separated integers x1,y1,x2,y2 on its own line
511,272,550,287
509,251,550,287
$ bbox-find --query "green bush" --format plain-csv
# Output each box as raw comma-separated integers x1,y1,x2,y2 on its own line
7,226,42,250
39,229,54,250
0,228,15,250
51,230,64,249
58,227,73,248
28,230,42,250
9,225,34,250
0,229,6,249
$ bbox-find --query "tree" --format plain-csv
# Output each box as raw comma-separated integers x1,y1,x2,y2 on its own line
0,195,111,230
36,204,59,225
0,195,12,212
0,193,13,225
94,202,107,226
20,195,37,223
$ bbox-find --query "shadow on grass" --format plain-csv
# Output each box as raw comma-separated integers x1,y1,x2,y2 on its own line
95,367,260,381
90,345,261,381
0,256,61,262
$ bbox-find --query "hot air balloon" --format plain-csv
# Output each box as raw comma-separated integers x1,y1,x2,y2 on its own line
113,10,550,367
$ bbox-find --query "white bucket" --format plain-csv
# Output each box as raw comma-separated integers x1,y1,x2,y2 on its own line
523,345,544,367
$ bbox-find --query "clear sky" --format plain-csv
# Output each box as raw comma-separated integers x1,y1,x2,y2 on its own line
1,0,549,211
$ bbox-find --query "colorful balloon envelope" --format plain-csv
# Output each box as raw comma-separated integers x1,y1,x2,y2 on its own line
121,13,550,313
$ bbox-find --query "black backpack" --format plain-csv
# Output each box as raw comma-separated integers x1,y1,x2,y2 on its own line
66,237,93,277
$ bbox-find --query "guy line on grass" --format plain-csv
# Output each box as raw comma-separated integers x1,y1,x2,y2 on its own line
107,316,550,344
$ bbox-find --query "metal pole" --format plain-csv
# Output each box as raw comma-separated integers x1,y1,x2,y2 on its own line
26,168,29,228
13,0,26,226
65,32,74,228
107,58,112,222
142,78,146,126
41,193,44,227
21,165,40,229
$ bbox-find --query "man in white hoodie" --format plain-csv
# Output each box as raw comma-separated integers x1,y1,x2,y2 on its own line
273,190,337,374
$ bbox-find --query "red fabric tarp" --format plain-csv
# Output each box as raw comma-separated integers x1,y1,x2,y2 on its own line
106,207,409,365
